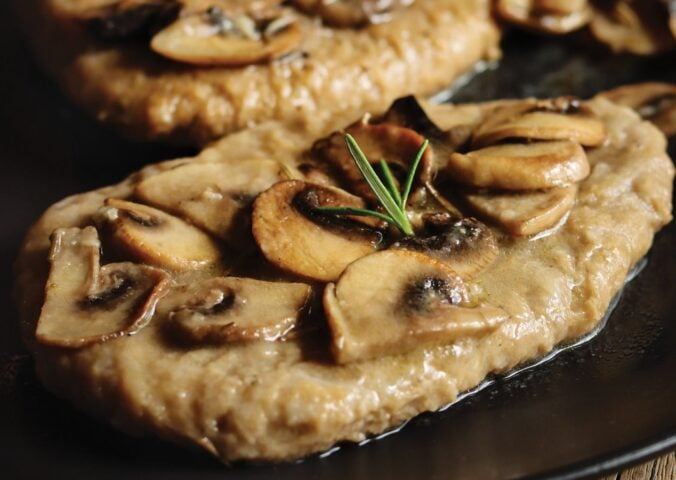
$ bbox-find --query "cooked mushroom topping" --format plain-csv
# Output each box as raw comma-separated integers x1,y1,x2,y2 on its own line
135,160,289,246
324,250,508,364
464,185,578,236
36,227,171,348
252,180,382,281
393,215,499,278
291,0,414,27
312,120,433,203
495,0,592,34
98,198,222,271
589,0,675,55
159,277,311,343
446,140,590,190
600,82,676,136
150,6,301,65
86,0,181,40
471,99,606,148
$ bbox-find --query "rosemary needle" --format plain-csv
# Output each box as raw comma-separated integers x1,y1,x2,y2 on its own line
316,134,429,237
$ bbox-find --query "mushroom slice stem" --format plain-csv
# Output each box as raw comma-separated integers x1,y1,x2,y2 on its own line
472,110,606,148
252,180,381,282
135,160,288,246
324,250,508,364
312,120,433,203
393,215,499,278
99,198,222,271
150,7,301,66
160,277,311,343
464,185,578,236
36,227,171,348
446,140,590,190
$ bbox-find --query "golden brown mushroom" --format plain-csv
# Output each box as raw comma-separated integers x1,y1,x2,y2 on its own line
446,140,590,190
160,277,311,343
36,227,171,348
151,4,301,66
464,185,578,236
135,159,290,247
291,0,414,27
98,198,222,271
324,250,508,364
495,0,593,34
599,82,676,136
251,180,382,281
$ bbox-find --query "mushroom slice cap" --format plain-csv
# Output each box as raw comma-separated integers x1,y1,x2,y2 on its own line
495,0,592,34
150,9,301,66
324,250,508,364
292,0,414,27
446,140,590,190
135,159,287,245
465,185,577,236
252,180,381,282
393,215,499,278
312,120,433,203
160,277,311,343
600,82,676,136
589,1,675,55
472,110,606,148
36,227,171,348
100,198,221,271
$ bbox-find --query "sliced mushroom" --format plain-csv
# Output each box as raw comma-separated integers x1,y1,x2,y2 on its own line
589,0,675,55
464,185,577,236
150,5,301,66
600,82,676,136
393,215,499,278
324,250,508,364
159,277,311,343
135,160,288,247
85,0,181,40
291,0,414,27
98,198,221,271
312,120,433,204
472,101,606,148
446,140,590,190
495,0,592,34
252,180,382,282
36,227,171,348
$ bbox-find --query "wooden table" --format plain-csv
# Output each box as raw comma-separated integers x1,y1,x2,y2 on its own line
603,452,674,480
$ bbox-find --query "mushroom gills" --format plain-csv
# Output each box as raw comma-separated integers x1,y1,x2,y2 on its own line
393,215,499,278
36,227,171,348
324,250,508,364
85,0,181,40
464,185,578,236
135,160,288,246
160,277,311,343
150,5,302,66
446,140,590,190
99,198,222,271
252,180,381,282
312,120,433,203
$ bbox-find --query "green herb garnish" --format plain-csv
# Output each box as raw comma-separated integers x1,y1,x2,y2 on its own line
316,134,429,237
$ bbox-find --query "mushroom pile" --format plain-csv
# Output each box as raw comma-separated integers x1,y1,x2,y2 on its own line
76,0,415,66
494,0,676,55
36,96,607,364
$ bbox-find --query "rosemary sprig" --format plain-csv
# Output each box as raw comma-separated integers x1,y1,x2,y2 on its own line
316,134,429,237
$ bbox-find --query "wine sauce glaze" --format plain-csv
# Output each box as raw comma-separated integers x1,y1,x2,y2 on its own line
313,257,649,460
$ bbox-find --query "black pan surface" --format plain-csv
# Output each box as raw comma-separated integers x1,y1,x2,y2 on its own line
0,3,674,478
